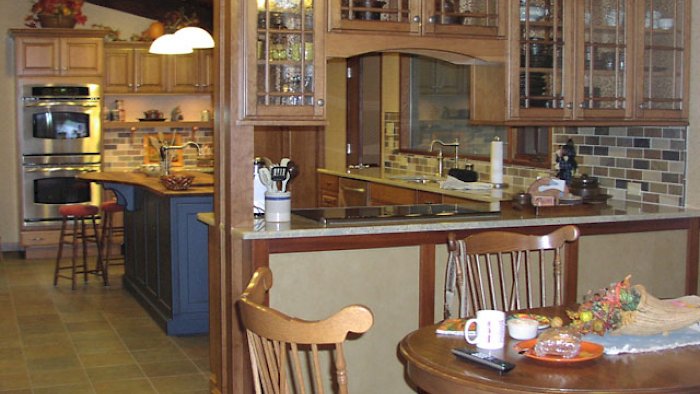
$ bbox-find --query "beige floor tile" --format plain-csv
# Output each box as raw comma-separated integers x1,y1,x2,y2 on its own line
79,351,136,368
149,373,209,393
60,310,107,323
26,354,83,372
66,320,114,333
32,383,96,394
93,378,157,394
120,335,172,351
23,343,76,359
138,359,200,378
130,343,188,364
0,335,22,350
29,367,91,388
72,336,129,355
86,364,145,383
0,371,31,391
21,332,73,348
190,357,211,374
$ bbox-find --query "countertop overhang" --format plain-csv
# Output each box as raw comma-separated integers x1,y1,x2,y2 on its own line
78,170,214,197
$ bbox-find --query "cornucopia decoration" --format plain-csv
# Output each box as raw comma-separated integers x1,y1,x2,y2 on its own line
567,275,700,336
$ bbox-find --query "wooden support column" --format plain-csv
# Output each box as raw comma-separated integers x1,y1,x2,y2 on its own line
418,244,436,327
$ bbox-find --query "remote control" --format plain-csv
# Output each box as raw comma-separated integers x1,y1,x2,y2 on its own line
451,348,516,373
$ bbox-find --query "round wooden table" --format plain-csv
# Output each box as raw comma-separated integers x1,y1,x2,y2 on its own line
399,308,700,393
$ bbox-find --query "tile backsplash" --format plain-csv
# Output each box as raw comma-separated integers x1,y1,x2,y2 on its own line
102,127,214,171
383,122,687,207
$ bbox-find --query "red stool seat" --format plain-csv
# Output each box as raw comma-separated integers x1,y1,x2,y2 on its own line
101,200,124,214
59,204,99,217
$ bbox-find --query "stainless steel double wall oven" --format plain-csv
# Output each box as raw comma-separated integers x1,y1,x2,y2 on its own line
20,84,102,227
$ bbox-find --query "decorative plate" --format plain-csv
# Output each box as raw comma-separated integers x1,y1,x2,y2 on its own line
514,339,604,363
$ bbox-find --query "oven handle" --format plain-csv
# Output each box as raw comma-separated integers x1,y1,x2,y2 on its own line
23,167,100,173
23,100,100,108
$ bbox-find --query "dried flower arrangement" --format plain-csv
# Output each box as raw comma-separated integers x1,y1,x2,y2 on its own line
25,0,87,28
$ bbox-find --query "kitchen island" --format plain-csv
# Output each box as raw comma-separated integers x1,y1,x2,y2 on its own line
80,171,213,335
207,200,700,394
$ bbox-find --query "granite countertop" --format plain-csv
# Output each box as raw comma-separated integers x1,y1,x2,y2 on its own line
79,170,214,196
317,167,515,203
231,200,700,240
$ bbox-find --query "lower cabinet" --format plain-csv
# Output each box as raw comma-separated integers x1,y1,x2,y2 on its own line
123,187,212,335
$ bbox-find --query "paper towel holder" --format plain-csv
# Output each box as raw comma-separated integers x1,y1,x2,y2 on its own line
490,136,508,189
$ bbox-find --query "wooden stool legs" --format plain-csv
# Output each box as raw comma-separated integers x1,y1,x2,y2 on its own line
53,205,104,289
98,201,125,287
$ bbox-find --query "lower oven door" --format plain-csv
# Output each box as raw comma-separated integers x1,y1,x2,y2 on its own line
22,166,102,227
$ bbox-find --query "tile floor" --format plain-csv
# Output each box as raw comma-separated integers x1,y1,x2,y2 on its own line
0,252,210,394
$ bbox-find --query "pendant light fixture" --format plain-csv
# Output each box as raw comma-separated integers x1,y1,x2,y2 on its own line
149,27,214,54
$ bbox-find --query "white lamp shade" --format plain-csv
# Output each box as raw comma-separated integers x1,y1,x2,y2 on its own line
149,34,193,55
174,27,215,49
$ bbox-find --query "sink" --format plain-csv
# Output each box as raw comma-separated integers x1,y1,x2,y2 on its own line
388,175,444,184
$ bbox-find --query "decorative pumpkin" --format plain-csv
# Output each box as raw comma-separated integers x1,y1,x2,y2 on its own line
147,21,165,39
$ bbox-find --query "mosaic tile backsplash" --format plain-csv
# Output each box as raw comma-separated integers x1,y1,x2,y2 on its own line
383,123,687,207
102,127,214,171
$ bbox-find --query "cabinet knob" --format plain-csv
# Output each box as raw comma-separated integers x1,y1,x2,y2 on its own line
639,103,647,109
566,102,573,109
579,102,586,109
412,15,421,23
428,15,437,24
316,98,325,107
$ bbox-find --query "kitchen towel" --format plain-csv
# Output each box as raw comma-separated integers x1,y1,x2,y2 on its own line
490,139,504,184
440,176,493,191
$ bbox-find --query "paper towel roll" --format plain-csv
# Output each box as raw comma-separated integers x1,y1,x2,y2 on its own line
490,139,504,184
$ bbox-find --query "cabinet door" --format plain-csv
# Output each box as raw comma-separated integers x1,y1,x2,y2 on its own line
422,0,504,36
169,52,199,93
60,37,103,76
510,0,573,120
369,183,414,205
328,0,413,32
634,0,689,120
198,49,214,92
338,178,368,206
318,174,339,207
246,0,325,122
15,36,60,76
575,0,631,119
134,48,166,93
104,46,135,93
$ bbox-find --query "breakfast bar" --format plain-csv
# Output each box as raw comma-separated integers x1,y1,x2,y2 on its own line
207,201,700,394
79,171,213,335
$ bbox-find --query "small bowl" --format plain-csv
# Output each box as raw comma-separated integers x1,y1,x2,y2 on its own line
140,164,161,177
508,318,540,340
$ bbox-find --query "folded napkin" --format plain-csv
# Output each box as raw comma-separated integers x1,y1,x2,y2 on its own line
440,176,493,191
584,322,700,355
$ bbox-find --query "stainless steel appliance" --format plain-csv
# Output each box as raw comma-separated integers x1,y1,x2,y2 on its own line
21,84,101,155
21,155,102,227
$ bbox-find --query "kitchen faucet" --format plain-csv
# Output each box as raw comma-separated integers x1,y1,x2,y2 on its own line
429,139,460,177
160,141,202,176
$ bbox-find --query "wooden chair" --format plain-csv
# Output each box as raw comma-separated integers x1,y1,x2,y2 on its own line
236,267,374,394
446,225,580,318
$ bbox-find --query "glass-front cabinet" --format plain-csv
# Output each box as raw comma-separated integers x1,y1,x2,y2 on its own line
635,0,689,120
510,0,688,123
328,0,504,37
244,0,325,122
514,0,570,119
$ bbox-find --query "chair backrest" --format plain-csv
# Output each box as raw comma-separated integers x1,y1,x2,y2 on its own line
447,225,580,317
236,267,374,394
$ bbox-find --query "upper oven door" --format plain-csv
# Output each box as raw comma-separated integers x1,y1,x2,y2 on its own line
22,100,101,155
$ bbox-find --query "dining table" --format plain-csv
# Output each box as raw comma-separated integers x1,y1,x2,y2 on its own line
399,306,700,393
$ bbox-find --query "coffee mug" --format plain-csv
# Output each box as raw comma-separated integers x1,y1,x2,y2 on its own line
464,310,506,349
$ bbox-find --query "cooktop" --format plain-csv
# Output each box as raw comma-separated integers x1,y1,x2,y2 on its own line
292,204,499,226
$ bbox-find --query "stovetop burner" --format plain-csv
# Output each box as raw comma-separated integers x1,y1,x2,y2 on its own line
292,204,499,226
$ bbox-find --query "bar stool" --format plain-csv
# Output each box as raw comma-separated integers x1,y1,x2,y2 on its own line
53,204,105,289
99,200,125,286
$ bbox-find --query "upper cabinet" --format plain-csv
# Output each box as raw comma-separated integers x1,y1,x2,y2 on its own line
11,29,105,77
328,0,505,37
508,0,689,124
104,42,213,95
242,0,325,123
104,42,166,93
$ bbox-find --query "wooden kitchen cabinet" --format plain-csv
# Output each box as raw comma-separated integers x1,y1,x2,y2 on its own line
508,0,689,124
168,49,213,93
338,178,368,206
369,183,415,205
104,42,166,93
11,29,105,77
328,0,505,37
318,173,340,207
242,0,326,123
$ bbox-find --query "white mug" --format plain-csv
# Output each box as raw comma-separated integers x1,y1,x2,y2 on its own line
464,310,506,350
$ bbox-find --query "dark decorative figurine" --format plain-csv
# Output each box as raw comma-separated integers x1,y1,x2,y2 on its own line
555,138,577,182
